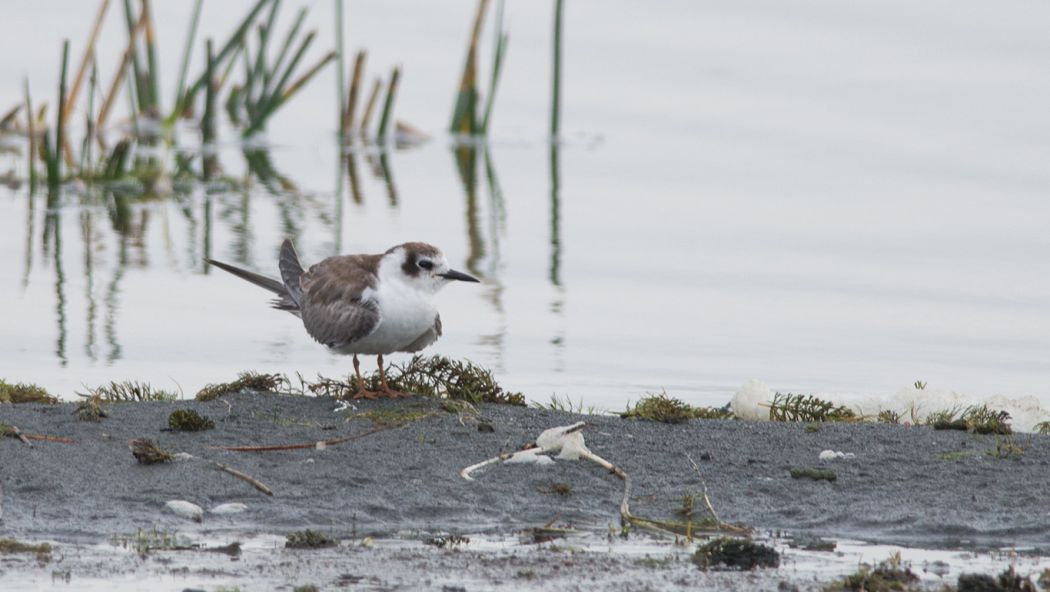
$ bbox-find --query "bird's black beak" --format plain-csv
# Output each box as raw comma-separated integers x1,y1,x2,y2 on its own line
439,269,480,283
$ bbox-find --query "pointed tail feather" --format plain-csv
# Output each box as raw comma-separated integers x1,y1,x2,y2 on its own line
279,239,304,307
207,258,299,311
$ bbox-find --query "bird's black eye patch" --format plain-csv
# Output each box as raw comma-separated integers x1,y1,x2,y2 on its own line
418,260,434,270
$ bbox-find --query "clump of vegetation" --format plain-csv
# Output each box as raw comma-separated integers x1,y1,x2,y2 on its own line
113,528,194,556
424,533,470,549
0,538,53,562
129,438,174,464
963,405,1012,435
877,409,902,424
312,356,524,406
957,566,1037,592
826,554,918,591
75,393,108,421
293,586,319,592
196,371,286,401
790,468,837,482
621,393,733,424
285,530,338,549
168,409,215,431
80,380,177,402
928,405,1012,435
538,482,572,496
767,393,855,422
1035,421,1050,436
692,537,779,571
989,435,1024,460
0,380,58,404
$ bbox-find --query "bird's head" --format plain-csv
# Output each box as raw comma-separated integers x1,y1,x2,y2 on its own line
385,242,480,294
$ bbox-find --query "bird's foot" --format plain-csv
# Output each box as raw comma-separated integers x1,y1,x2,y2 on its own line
349,388,382,400
378,387,413,399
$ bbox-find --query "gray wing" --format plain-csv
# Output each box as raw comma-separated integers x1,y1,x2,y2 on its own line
298,255,382,348
401,314,442,353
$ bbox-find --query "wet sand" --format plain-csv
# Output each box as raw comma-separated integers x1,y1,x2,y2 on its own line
1,391,1048,589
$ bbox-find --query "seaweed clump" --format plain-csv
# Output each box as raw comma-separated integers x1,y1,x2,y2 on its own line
826,554,918,591
75,393,109,421
81,381,177,402
312,356,525,406
0,538,53,562
768,393,855,422
285,530,338,549
196,371,286,401
928,405,1012,435
129,439,174,464
168,409,215,432
957,566,1037,592
0,380,58,404
692,537,779,571
790,468,837,482
621,393,734,424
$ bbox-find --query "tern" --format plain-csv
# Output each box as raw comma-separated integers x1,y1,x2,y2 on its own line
208,240,479,399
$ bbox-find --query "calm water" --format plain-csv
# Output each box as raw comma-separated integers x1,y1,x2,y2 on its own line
2,1,1049,409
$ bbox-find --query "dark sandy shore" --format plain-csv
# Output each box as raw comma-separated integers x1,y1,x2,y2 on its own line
2,391,1049,590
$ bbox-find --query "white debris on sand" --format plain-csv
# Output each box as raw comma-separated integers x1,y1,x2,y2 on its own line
819,450,855,461
731,380,1050,433
164,500,204,522
210,503,248,515
503,448,554,465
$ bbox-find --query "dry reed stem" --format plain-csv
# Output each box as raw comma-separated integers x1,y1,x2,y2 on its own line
96,8,148,146
343,50,366,131
64,0,111,124
358,77,382,134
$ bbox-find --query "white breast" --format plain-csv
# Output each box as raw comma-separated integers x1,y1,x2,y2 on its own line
341,258,438,355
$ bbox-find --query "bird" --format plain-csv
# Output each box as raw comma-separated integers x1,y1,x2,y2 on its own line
207,239,479,399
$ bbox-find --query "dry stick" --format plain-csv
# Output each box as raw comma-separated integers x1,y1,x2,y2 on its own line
63,0,111,124
207,425,392,452
358,77,382,137
343,50,366,132
96,8,149,148
213,462,273,496
22,433,75,444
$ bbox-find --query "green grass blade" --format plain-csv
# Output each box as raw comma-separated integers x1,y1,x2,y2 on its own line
54,39,70,190
334,0,346,136
24,77,38,195
375,65,401,143
550,0,563,138
142,0,161,111
172,0,274,122
173,0,203,116
449,0,489,134
122,0,149,111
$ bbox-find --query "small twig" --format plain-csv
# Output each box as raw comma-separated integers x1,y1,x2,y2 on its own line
214,462,273,496
21,433,74,444
686,452,721,525
208,425,391,452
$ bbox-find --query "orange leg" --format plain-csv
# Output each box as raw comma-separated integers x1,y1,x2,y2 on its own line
376,354,411,398
350,354,380,399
